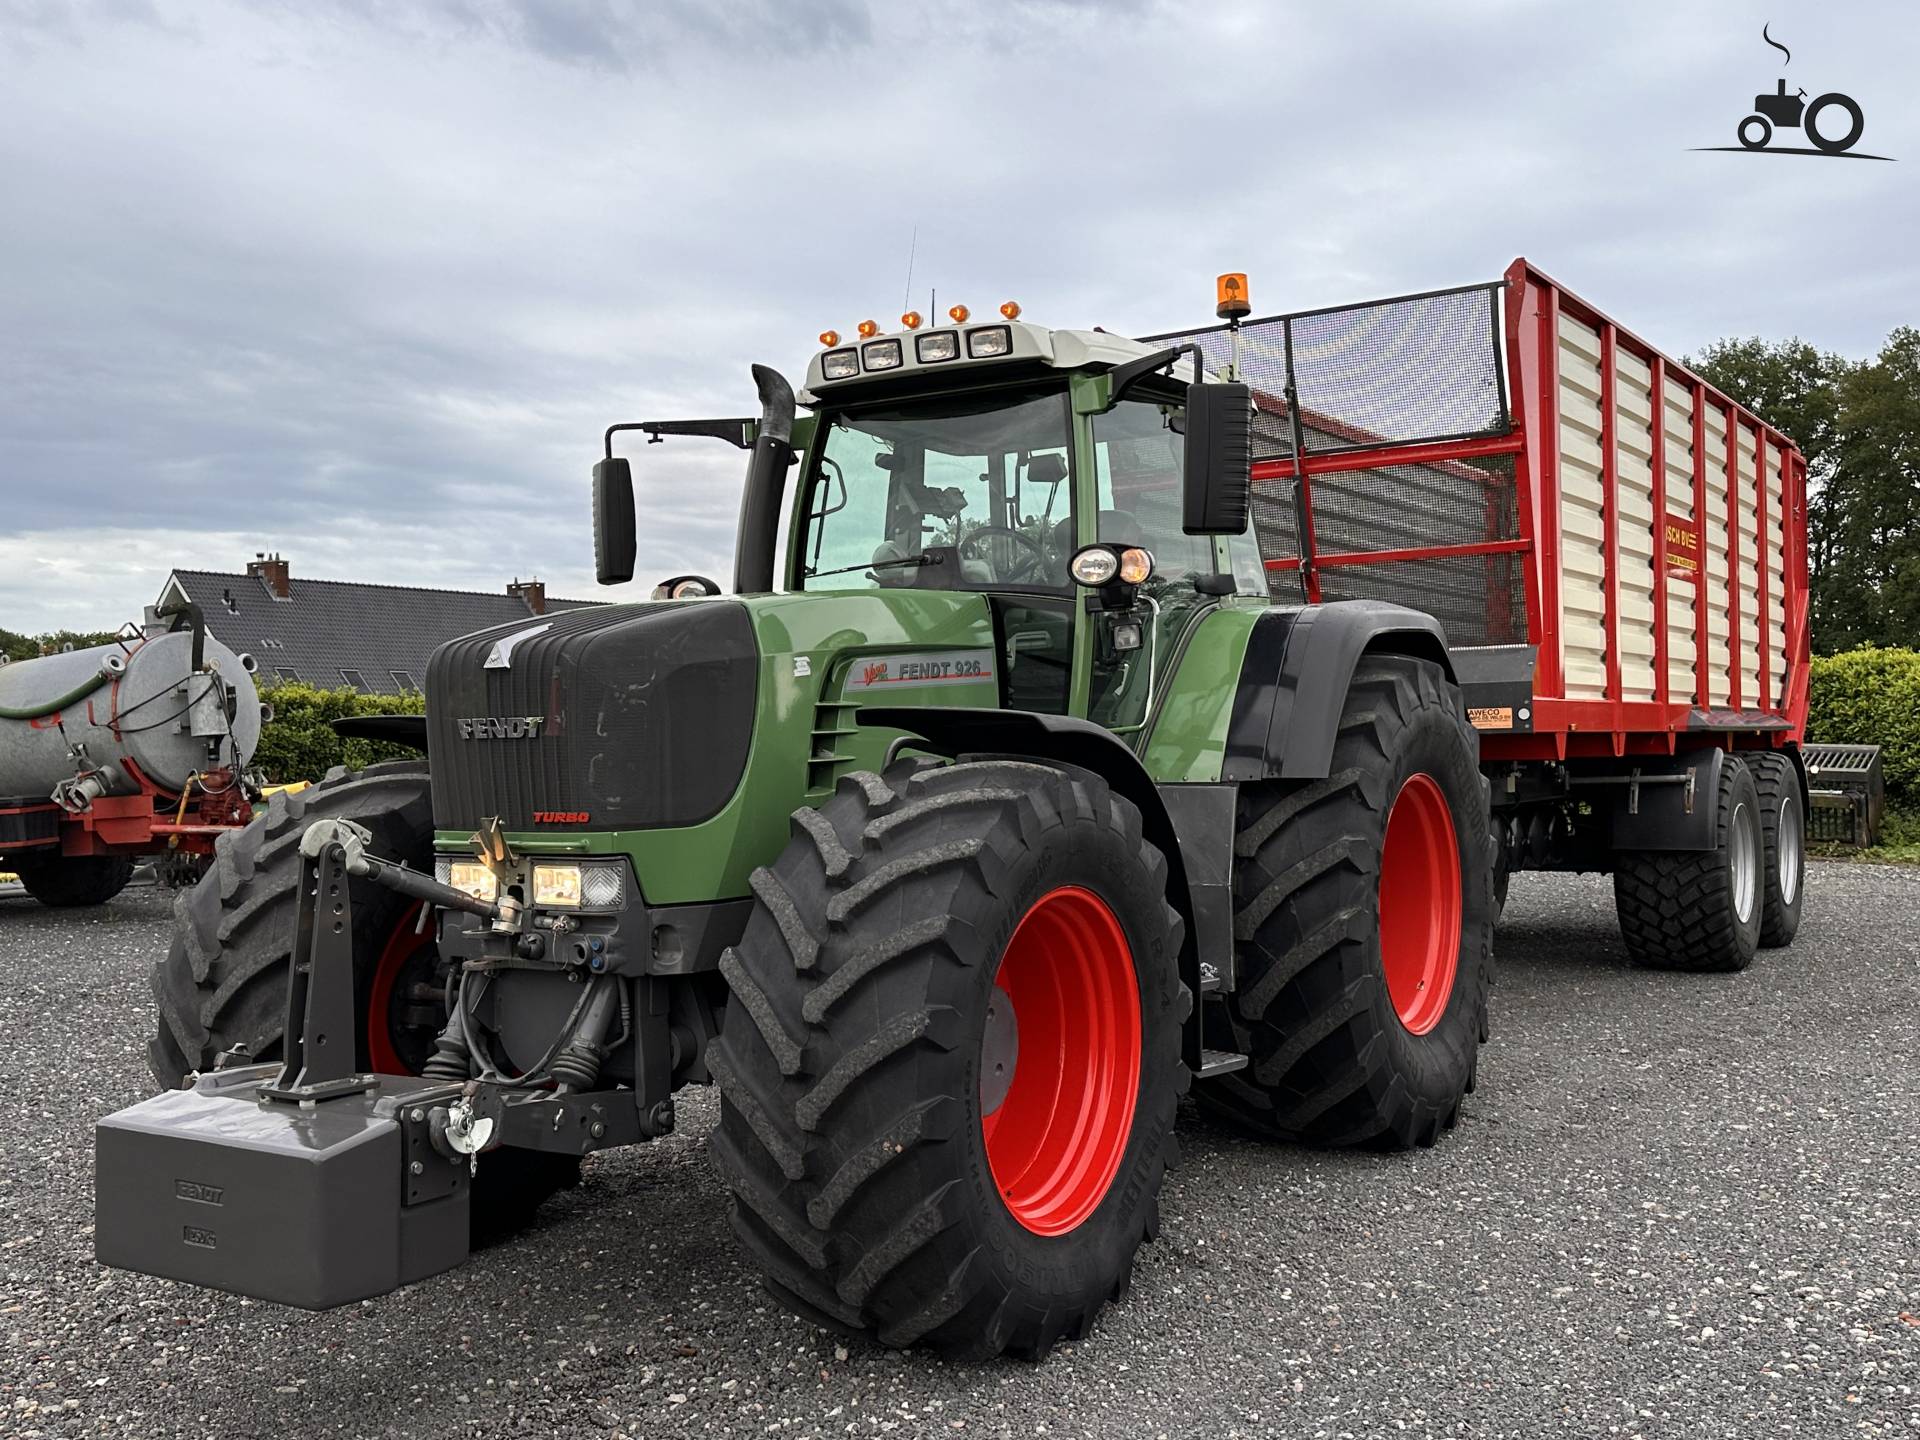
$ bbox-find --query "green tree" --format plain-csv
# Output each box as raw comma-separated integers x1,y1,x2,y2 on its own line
1831,328,1920,650
0,627,123,663
1692,330,1920,652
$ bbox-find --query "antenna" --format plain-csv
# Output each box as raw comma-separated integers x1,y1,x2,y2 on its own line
901,225,918,312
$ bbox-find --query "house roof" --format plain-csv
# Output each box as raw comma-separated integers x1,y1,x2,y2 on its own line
160,568,601,695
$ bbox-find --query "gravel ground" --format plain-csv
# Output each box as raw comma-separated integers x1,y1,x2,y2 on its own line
2,865,1916,1439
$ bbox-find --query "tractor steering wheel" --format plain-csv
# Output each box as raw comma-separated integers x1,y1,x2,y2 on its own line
958,525,1047,583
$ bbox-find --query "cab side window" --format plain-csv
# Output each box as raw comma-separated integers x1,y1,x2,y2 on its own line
1090,400,1216,581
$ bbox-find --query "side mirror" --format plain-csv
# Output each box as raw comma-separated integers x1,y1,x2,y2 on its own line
1182,382,1252,535
592,457,636,585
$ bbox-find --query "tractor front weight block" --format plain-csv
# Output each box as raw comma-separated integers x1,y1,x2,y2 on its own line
95,825,484,1307
95,1066,474,1308
94,817,647,1308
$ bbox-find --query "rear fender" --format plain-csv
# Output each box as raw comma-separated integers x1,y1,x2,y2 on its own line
1222,601,1454,782
1598,748,1726,852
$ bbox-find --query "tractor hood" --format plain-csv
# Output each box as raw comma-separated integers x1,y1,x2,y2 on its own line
426,600,760,833
424,590,1000,902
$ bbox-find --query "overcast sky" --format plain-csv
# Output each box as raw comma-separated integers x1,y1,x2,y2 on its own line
1,0,1913,633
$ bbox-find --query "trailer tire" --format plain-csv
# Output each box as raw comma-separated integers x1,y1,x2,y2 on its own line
12,854,134,908
1198,654,1494,1150
146,760,579,1227
710,758,1188,1359
1746,750,1805,949
1613,757,1764,972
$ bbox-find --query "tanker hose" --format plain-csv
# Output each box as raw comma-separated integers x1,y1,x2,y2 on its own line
0,666,115,721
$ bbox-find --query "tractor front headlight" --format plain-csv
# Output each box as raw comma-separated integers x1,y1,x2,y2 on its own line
531,862,584,909
530,859,627,910
443,859,499,904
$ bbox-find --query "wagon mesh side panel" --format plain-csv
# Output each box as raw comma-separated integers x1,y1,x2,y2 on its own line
1142,281,1510,457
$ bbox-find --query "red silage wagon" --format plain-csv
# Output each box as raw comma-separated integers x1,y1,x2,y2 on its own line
1156,258,1809,970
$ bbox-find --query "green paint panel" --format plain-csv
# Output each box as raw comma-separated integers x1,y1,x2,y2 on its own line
1138,603,1262,782
436,590,996,904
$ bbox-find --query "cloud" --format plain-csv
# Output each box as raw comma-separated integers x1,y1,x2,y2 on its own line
0,0,1913,632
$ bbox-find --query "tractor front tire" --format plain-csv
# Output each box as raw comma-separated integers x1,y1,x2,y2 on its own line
148,760,440,1086
1613,756,1764,972
1199,654,1494,1150
14,854,135,908
1747,750,1806,949
710,759,1188,1359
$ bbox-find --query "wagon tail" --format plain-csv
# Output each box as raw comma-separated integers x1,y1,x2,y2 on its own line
96,261,1811,1357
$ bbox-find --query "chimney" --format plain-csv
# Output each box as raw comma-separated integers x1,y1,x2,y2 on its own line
248,551,291,600
508,577,547,615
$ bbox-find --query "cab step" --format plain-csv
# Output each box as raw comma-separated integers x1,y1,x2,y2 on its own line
1194,1048,1248,1078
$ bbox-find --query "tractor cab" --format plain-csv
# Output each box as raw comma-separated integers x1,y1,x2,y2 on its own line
595,302,1268,737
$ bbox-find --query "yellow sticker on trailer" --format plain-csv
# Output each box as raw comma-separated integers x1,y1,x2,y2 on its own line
1468,707,1515,730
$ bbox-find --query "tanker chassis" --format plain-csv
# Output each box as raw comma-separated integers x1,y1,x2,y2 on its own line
96,260,1809,1358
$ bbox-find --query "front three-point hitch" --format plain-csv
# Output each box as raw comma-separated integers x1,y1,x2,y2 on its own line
95,818,655,1308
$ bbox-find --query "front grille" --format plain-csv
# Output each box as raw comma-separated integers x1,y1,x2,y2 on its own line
426,601,758,832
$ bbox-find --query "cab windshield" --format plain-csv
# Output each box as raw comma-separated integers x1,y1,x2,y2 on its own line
798,388,1073,592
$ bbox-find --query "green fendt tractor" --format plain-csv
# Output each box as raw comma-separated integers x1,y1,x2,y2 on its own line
99,287,1493,1359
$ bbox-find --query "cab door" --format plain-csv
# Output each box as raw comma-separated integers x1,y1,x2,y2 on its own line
1081,396,1224,735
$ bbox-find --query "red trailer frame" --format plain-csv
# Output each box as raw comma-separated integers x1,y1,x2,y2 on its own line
1246,258,1809,762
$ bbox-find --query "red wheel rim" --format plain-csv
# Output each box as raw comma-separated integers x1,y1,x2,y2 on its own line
367,901,434,1075
1378,773,1462,1036
980,886,1141,1237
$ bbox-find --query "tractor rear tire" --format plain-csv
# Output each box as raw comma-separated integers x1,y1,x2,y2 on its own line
14,854,135,908
710,759,1188,1359
1198,654,1494,1150
1747,751,1806,949
146,760,579,1227
1613,756,1764,972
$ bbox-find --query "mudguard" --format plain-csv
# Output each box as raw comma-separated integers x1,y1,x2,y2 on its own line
1221,601,1454,783
1601,748,1727,852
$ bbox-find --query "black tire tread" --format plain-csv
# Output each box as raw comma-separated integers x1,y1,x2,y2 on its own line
1198,655,1494,1151
147,761,436,1085
1746,750,1805,949
710,759,1187,1359
1613,757,1760,973
13,854,136,908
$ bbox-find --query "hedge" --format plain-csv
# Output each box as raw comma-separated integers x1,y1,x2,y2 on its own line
251,652,1920,798
253,683,426,785
1806,647,1920,798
